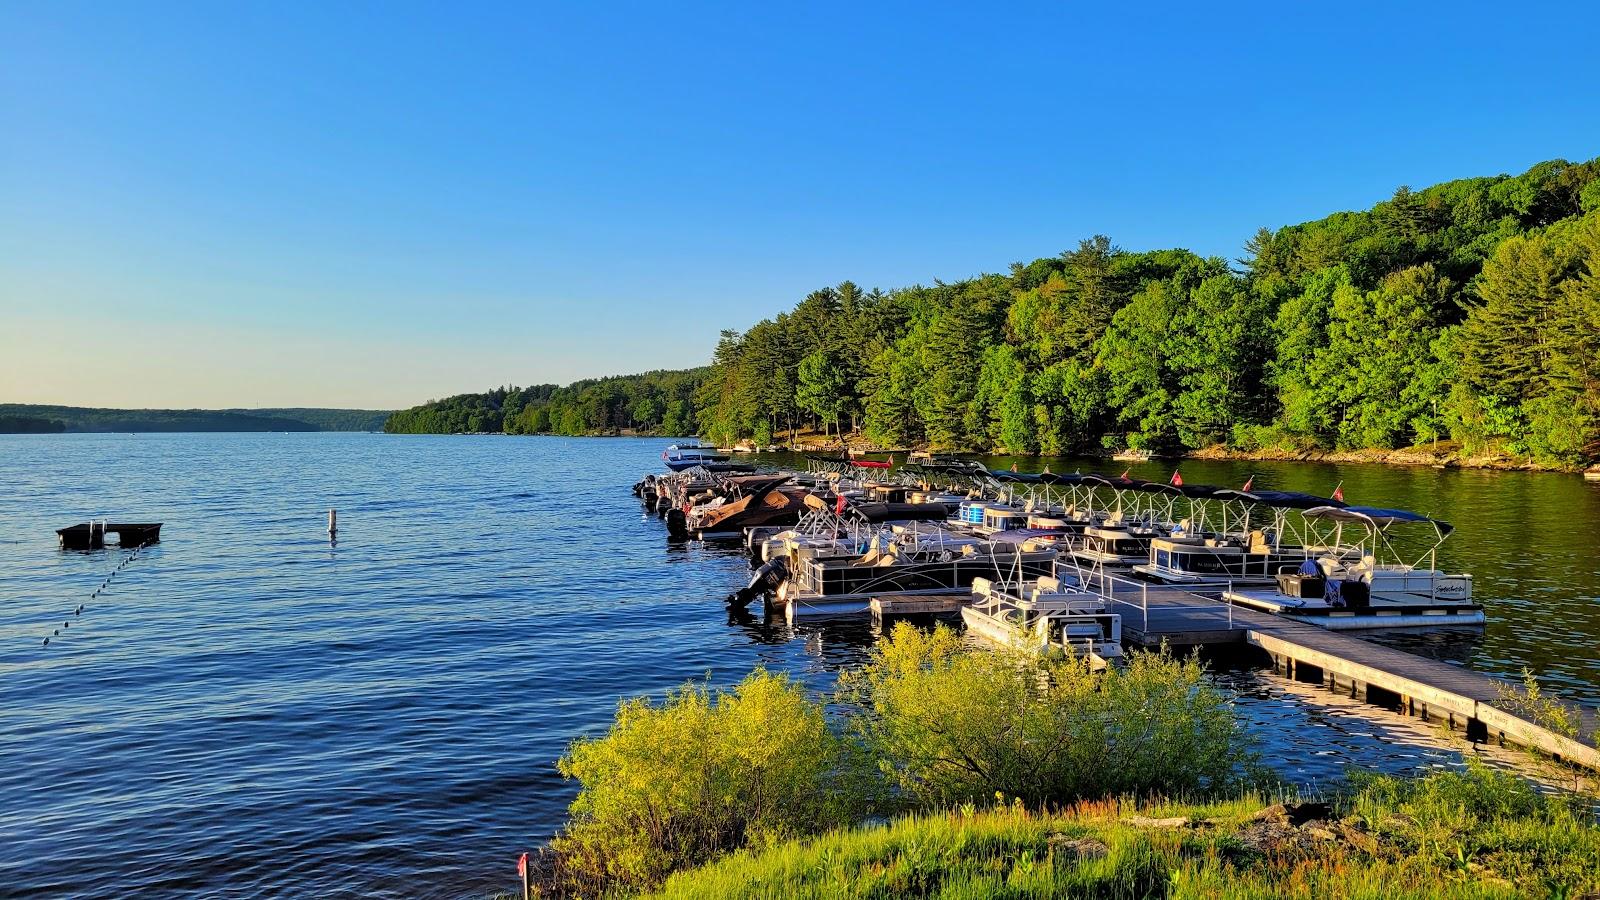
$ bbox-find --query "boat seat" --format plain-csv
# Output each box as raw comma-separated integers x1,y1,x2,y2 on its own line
1276,572,1327,599
1326,578,1370,609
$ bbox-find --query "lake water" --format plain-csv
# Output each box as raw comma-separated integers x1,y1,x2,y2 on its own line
2,433,1597,898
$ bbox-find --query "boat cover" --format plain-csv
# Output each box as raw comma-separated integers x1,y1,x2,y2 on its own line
1213,489,1348,510
1302,504,1453,534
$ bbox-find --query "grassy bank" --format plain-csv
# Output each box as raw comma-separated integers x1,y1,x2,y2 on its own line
650,766,1600,899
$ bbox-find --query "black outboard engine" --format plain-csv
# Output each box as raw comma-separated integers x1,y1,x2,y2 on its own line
666,507,690,539
729,558,788,607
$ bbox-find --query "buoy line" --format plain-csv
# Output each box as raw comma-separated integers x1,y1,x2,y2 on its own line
40,543,149,649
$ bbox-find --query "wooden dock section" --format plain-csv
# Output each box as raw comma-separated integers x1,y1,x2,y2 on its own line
870,593,968,617
1108,587,1600,771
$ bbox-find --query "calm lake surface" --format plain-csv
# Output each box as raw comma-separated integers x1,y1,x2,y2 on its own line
2,433,1597,898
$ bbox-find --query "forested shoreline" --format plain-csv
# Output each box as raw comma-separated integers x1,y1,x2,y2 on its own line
381,370,702,436
388,157,1600,467
0,404,391,433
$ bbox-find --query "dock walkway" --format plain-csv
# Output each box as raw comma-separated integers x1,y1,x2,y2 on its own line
1106,584,1600,771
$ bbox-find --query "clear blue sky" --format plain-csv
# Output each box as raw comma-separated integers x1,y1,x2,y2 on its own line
3,1,1597,409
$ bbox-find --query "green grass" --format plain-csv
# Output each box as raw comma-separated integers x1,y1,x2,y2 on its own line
645,765,1600,899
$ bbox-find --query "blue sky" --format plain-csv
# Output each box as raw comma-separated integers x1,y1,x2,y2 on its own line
3,1,1597,409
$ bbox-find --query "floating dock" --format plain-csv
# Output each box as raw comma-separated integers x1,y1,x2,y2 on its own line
56,522,162,550
1109,584,1600,771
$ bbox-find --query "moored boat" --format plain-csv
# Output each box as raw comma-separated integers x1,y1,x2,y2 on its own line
961,575,1122,667
1221,505,1482,630
1133,488,1351,587
772,525,1058,619
1069,521,1160,568
662,443,732,471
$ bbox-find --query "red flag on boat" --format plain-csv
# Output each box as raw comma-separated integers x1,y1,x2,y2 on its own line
1332,481,1345,503
1241,475,1254,492
1119,468,1130,480
835,493,847,515
1170,470,1183,487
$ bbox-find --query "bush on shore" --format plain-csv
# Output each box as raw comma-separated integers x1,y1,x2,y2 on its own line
840,623,1258,807
545,625,1265,894
546,669,881,894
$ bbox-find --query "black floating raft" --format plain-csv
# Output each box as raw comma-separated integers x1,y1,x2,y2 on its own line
57,522,163,550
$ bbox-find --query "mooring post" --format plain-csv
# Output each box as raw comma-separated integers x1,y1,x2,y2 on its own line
328,509,337,539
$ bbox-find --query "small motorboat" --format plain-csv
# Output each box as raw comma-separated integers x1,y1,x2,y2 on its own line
662,444,732,471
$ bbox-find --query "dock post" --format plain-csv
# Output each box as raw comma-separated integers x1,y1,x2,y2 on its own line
328,509,337,539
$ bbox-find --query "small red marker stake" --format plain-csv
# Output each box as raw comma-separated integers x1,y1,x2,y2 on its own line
518,851,530,900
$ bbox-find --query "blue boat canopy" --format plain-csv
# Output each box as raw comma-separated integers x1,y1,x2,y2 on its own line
1302,504,1453,534
1214,489,1348,510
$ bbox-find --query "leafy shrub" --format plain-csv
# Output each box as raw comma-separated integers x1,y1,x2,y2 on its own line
550,669,881,893
840,623,1257,808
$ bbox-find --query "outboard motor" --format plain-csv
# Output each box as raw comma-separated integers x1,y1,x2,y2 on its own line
729,558,788,607
666,507,690,539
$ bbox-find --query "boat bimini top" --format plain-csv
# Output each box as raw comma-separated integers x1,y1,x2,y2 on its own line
1301,505,1453,535
1300,504,1458,575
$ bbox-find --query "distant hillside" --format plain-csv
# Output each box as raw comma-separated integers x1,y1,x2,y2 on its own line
0,414,67,434
384,369,704,435
226,408,391,432
0,404,393,433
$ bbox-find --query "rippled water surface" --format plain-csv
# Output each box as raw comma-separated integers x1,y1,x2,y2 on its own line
2,434,1597,898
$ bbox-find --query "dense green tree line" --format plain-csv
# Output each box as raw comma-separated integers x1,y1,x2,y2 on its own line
383,369,703,436
696,158,1600,465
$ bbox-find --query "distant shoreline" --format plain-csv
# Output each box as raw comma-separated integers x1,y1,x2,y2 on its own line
0,403,392,434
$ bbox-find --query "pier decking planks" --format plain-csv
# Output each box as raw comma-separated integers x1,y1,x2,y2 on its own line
1115,587,1600,770
870,594,968,616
